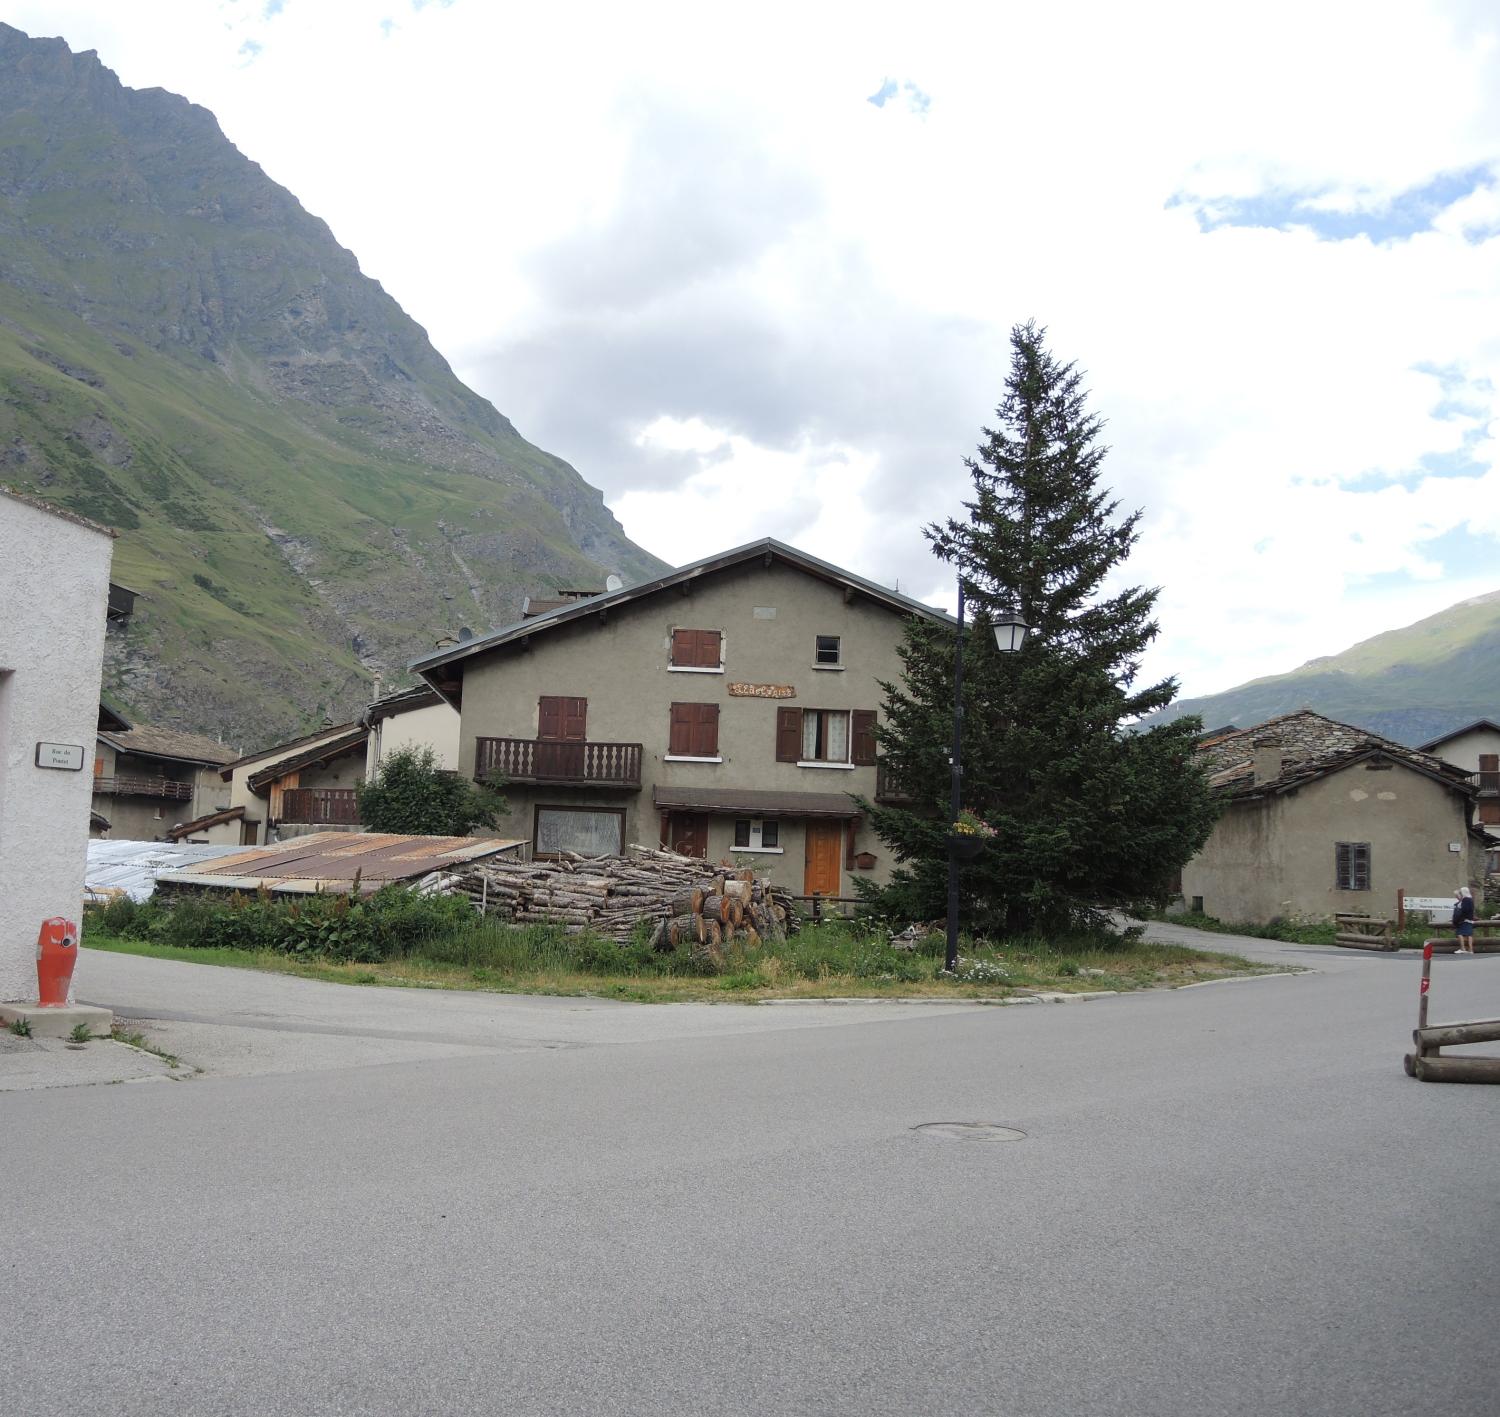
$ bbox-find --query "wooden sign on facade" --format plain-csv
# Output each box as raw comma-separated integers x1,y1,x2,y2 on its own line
727,682,796,699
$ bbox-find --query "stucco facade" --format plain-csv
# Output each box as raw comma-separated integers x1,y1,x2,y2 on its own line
429,548,938,896
366,692,459,776
0,490,114,1002
1182,757,1480,924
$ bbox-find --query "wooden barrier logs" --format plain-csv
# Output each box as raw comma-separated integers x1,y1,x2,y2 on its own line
1412,1055,1500,1084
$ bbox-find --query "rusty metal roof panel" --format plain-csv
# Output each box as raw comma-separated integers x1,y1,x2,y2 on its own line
155,831,524,894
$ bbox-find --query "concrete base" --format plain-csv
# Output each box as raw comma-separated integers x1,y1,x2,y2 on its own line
0,1002,113,1039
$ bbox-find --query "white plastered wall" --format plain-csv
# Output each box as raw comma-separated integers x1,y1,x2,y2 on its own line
0,493,113,1002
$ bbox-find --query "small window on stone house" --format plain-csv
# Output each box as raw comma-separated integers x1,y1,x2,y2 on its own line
815,635,841,666
1335,841,1371,891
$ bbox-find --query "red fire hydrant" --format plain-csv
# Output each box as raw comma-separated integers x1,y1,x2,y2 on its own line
36,917,79,1007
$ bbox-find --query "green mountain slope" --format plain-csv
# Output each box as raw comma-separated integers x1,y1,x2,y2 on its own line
0,24,664,748
1157,589,1500,745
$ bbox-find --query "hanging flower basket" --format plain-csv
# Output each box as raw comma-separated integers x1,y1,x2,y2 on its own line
947,808,996,861
946,832,986,862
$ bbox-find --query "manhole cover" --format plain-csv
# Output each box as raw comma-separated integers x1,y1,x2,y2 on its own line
911,1122,1027,1142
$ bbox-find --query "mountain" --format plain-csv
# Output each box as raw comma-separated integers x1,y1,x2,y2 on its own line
1156,589,1500,746
0,24,665,748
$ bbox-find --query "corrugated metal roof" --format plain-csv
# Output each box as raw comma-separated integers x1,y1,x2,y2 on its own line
86,839,256,902
155,831,523,895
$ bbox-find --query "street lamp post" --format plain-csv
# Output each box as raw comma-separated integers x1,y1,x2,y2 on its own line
945,579,1028,974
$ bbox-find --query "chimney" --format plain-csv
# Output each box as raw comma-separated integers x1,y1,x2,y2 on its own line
1253,747,1284,785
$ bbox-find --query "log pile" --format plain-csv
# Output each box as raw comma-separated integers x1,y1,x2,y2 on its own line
452,844,799,955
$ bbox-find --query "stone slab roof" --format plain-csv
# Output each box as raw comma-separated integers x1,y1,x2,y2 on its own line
1196,710,1471,799
98,722,239,767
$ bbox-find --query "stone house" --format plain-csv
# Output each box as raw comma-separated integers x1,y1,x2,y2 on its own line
410,539,948,898
93,705,236,841
1182,710,1484,924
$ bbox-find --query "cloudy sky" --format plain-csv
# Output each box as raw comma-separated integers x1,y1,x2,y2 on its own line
7,0,1500,701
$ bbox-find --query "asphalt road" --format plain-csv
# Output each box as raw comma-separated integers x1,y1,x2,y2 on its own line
4,932,1498,1416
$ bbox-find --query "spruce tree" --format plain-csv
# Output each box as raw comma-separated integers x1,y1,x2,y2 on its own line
865,322,1218,933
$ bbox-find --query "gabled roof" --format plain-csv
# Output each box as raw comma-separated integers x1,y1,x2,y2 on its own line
98,721,238,768
361,684,444,727
1196,710,1473,800
97,699,132,733
220,722,361,780
411,538,951,687
1418,719,1500,752
245,725,367,793
0,484,116,538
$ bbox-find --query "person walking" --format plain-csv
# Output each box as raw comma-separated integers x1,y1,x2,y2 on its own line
1453,886,1477,956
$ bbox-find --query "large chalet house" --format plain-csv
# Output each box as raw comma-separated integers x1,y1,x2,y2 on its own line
411,540,948,897
1182,711,1485,923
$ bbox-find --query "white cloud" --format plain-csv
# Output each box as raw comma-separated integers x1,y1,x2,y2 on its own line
5,0,1500,700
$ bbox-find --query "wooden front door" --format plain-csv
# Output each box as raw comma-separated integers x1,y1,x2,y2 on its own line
804,820,843,898
667,812,709,859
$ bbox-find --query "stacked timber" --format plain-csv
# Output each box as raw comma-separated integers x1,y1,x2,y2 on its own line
452,844,798,951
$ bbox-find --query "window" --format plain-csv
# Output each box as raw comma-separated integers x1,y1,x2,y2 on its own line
534,806,624,858
668,702,720,758
1479,799,1500,826
670,628,722,671
775,708,878,766
538,696,587,741
733,818,781,852
1335,841,1371,891
803,708,849,763
814,635,841,667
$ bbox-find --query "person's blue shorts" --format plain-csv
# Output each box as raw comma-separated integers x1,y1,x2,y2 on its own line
1458,922,1474,938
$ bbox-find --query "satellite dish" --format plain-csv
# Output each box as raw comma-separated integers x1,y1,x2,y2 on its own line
605,574,623,593
458,626,474,643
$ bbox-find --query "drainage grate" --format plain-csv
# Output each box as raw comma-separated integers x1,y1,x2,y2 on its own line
911,1122,1027,1142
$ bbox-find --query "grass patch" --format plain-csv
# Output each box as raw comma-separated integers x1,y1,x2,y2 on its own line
82,905,1268,1003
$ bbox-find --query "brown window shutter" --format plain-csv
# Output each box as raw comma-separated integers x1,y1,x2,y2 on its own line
851,710,877,766
1479,800,1500,826
669,703,693,756
563,697,587,741
538,696,562,739
776,706,802,762
696,629,720,667
694,703,720,757
671,629,694,666
1480,754,1499,771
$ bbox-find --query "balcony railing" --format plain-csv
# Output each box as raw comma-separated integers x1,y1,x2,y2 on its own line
1474,769,1500,794
279,787,361,825
94,775,194,800
875,761,915,804
476,736,642,789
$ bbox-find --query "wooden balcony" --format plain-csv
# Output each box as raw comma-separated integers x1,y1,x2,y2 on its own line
280,787,361,825
94,775,194,800
476,736,642,789
874,761,916,804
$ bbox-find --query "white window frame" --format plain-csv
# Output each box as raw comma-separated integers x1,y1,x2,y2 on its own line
813,634,843,670
732,817,783,854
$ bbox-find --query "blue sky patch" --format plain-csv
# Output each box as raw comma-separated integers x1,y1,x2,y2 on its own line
1170,164,1494,244
867,78,898,108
